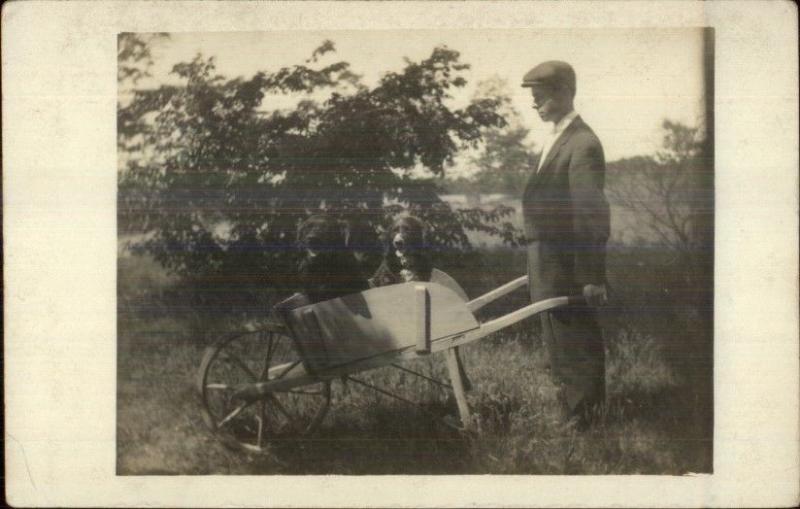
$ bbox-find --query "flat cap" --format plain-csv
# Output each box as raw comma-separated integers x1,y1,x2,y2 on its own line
521,61,576,92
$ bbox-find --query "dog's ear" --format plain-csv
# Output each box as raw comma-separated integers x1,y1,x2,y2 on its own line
338,219,352,248
420,219,432,246
296,216,311,245
377,224,394,254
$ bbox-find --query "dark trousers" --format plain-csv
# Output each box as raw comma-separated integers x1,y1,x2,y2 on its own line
540,306,606,418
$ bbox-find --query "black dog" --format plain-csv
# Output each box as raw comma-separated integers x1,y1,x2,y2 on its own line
295,214,369,304
368,216,433,288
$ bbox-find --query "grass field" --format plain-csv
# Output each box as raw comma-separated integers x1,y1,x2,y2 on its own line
117,249,712,475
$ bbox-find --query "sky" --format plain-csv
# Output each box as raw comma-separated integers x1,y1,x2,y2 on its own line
135,28,707,163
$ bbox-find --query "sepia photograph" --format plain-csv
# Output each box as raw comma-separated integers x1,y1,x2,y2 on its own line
117,28,714,475
4,1,798,506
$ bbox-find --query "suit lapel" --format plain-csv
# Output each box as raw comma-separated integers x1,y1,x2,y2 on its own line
525,116,585,193
541,116,583,172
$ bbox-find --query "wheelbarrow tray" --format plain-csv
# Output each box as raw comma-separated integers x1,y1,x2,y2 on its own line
281,282,480,374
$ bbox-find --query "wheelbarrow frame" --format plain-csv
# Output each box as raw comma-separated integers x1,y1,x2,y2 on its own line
197,271,582,453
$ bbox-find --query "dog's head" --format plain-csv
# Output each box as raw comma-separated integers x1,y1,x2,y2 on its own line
387,216,428,256
297,214,350,258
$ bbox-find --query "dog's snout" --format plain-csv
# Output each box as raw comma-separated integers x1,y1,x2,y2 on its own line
393,233,405,249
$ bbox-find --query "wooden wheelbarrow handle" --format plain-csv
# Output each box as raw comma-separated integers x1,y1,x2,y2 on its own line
466,275,590,313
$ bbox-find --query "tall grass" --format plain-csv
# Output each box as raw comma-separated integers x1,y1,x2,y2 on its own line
117,247,711,475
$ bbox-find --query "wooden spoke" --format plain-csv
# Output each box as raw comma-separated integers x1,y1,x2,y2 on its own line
217,401,249,428
274,360,301,380
287,388,323,395
222,351,257,380
262,334,276,381
267,394,295,426
260,358,270,382
256,401,266,449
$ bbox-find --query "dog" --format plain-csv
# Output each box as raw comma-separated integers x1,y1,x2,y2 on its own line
294,214,369,304
368,216,433,288
367,215,472,392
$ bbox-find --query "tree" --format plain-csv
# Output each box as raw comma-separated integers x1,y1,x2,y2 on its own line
118,41,523,295
445,77,537,197
118,33,170,87
607,120,704,260
470,126,538,196
605,120,712,428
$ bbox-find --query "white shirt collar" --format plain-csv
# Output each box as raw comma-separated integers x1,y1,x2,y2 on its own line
552,110,578,135
536,110,579,172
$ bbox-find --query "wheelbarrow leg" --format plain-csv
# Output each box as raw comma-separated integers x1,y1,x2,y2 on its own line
454,346,472,391
446,347,472,429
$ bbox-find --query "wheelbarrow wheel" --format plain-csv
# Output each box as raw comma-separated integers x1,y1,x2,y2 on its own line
197,323,331,454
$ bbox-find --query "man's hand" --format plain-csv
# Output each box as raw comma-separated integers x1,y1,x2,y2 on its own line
582,284,608,306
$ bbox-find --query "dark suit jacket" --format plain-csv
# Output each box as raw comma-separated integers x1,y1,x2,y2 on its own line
522,116,610,301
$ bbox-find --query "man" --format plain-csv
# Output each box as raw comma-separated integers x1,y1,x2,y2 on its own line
521,61,610,427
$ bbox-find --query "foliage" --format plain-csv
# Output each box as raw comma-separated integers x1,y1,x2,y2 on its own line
605,120,712,436
118,33,170,86
118,38,524,288
444,77,537,197
606,120,704,257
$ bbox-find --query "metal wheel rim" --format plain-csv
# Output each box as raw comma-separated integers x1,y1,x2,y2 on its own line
197,323,331,454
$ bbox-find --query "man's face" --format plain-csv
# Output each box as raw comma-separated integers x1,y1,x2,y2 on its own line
530,86,566,123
